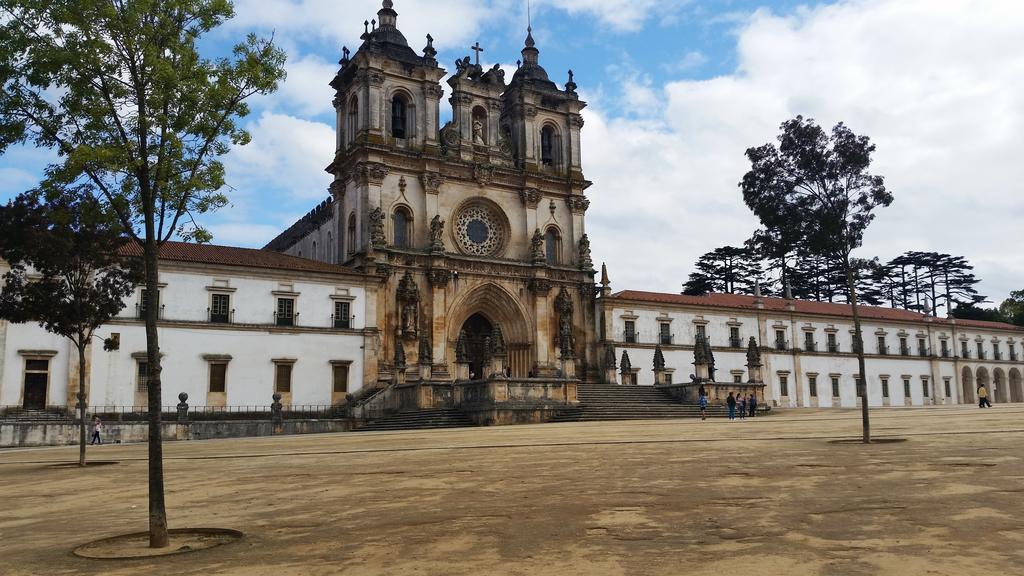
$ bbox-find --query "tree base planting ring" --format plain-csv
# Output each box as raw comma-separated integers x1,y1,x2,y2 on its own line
73,528,243,559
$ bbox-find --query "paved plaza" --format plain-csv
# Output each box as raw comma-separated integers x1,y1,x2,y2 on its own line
1,406,1023,575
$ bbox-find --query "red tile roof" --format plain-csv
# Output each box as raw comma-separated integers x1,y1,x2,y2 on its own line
609,290,1024,333
119,241,360,276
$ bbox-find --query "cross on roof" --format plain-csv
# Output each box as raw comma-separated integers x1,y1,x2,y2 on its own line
471,41,484,66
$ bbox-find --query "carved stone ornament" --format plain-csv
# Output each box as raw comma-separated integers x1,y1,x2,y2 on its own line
497,130,514,158
473,163,496,186
566,195,591,214
368,70,386,86
426,268,451,288
577,234,593,271
429,215,445,253
693,335,708,366
569,114,585,128
529,228,545,265
369,206,386,247
746,336,762,368
421,171,444,195
519,188,541,208
396,272,420,340
375,262,393,279
328,179,346,200
528,277,551,294
394,340,407,370
554,287,576,360
356,162,390,186
455,331,469,363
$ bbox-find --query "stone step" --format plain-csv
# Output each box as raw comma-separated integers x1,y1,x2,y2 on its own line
356,409,475,432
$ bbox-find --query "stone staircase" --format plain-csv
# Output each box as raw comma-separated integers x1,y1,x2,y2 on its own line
550,383,731,422
355,409,476,432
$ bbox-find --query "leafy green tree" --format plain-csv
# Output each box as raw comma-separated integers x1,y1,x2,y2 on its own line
999,290,1024,326
0,0,285,547
681,245,762,295
0,191,139,467
951,303,1009,323
741,116,893,443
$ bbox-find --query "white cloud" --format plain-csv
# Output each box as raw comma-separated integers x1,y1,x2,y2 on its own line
534,0,692,32
225,112,335,201
585,0,1024,302
260,54,339,118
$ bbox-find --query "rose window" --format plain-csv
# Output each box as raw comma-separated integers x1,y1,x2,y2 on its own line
454,203,507,256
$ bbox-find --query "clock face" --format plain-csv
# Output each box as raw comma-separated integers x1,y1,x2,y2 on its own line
454,202,506,256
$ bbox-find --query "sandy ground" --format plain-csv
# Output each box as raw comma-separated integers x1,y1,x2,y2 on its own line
1,405,1023,576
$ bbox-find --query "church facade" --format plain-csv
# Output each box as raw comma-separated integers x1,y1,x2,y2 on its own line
2,1,1023,424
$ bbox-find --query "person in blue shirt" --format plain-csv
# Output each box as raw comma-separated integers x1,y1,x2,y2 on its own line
699,392,708,421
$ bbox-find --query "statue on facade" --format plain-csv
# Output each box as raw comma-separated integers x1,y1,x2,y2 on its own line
455,330,469,363
746,336,762,367
554,287,575,359
472,120,485,145
577,234,593,270
369,206,386,247
705,337,717,382
396,272,420,339
529,228,545,265
429,215,445,252
418,334,432,365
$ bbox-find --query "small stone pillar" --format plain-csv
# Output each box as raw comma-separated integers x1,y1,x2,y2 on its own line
491,325,508,379
745,336,764,384
603,344,618,384
271,393,283,424
653,344,667,385
619,350,633,385
75,392,86,422
455,331,470,381
176,392,189,423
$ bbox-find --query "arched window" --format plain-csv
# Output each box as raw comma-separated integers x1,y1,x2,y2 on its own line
346,97,358,145
392,207,412,248
347,212,356,256
540,125,556,166
545,228,560,265
391,95,408,139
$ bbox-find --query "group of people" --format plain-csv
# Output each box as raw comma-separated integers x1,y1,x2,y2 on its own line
698,391,757,421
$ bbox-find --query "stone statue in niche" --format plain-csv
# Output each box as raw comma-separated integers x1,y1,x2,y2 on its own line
554,287,575,359
369,206,386,247
529,228,545,264
472,120,485,145
429,215,445,252
396,272,420,340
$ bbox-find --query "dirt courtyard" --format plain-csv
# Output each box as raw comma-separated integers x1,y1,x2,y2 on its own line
1,406,1023,576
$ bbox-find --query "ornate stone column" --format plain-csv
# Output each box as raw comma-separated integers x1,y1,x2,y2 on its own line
454,331,470,381
746,336,764,385
603,344,618,384
620,350,633,386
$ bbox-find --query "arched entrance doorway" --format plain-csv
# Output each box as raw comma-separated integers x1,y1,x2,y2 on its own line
961,366,974,404
460,313,493,380
1010,368,1023,403
994,368,1007,403
447,283,533,379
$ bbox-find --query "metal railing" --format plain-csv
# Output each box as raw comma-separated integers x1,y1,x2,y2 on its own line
827,342,840,353
624,331,637,344
208,309,235,324
775,340,789,351
659,333,674,345
0,404,350,422
804,341,817,352
729,337,742,348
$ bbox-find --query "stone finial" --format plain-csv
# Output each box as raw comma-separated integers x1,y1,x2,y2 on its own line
620,350,632,373
394,340,407,369
704,337,717,381
604,344,616,369
423,34,436,60
693,335,707,365
745,336,762,367
481,336,494,371
565,69,577,95
455,331,469,363
653,344,666,370
418,335,432,365
271,393,283,423
600,263,610,287
176,393,189,423
491,324,507,356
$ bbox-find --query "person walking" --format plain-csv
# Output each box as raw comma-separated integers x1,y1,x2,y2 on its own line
699,392,708,421
726,392,737,421
748,394,757,418
90,417,102,445
738,394,747,420
978,385,992,408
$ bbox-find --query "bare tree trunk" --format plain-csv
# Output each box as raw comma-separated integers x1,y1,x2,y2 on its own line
846,261,870,443
78,342,87,467
144,234,169,548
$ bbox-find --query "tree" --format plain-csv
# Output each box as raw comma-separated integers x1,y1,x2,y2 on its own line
741,116,893,443
681,246,762,295
951,303,1009,323
0,1,285,547
999,290,1024,326
0,191,139,467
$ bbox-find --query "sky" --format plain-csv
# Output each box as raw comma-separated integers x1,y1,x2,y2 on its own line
1,0,1022,306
